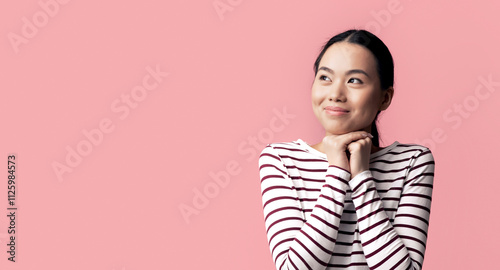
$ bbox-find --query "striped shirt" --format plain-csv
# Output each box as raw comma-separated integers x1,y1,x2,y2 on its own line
258,139,435,270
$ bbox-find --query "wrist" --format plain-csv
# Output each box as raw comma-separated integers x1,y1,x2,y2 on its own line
351,168,370,179
328,159,349,172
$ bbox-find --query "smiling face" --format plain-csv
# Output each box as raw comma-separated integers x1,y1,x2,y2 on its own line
312,41,393,136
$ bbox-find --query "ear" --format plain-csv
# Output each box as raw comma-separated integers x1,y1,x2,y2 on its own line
379,86,394,111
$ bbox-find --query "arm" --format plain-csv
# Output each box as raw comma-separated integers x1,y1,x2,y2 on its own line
259,145,351,270
348,148,435,270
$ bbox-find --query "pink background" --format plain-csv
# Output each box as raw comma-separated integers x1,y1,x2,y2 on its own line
1,0,499,269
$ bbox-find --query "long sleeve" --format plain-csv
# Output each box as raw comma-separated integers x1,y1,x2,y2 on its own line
259,145,352,270
348,148,435,270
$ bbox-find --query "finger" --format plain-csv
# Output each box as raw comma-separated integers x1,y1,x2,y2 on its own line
351,136,372,144
341,131,373,145
347,137,372,152
323,131,373,152
357,137,372,145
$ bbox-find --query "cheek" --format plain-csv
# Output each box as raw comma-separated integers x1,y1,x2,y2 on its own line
311,87,324,118
353,94,380,117
311,86,324,104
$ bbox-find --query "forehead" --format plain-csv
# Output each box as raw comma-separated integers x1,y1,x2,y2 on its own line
319,42,377,74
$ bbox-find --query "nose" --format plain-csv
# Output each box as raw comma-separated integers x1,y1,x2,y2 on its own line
328,80,347,102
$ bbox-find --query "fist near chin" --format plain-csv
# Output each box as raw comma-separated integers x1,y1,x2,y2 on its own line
347,137,372,178
322,131,373,178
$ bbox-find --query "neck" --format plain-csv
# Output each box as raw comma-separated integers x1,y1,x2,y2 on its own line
371,144,382,154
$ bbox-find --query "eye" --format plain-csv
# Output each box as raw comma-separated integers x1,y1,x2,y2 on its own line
319,75,331,82
348,78,363,84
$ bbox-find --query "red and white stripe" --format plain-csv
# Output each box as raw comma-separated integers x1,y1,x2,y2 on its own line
259,139,434,270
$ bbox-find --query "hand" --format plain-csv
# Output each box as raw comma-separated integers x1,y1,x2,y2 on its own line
322,131,373,175
347,136,372,178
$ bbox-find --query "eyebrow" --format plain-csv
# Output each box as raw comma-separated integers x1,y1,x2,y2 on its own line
318,66,370,78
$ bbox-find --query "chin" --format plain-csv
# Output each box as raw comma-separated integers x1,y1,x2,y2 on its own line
325,129,351,135
324,126,365,135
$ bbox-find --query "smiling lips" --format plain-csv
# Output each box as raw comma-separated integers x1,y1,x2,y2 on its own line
324,106,349,116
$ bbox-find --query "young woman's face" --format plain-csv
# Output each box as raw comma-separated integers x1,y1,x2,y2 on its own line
311,41,390,136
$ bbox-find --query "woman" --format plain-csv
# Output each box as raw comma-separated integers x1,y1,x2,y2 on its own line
258,29,435,270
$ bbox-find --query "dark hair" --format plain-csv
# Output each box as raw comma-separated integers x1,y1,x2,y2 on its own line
313,29,394,147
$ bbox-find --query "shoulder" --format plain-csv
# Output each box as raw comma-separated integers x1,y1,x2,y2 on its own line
385,142,434,159
372,142,435,170
390,142,436,171
259,139,308,161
